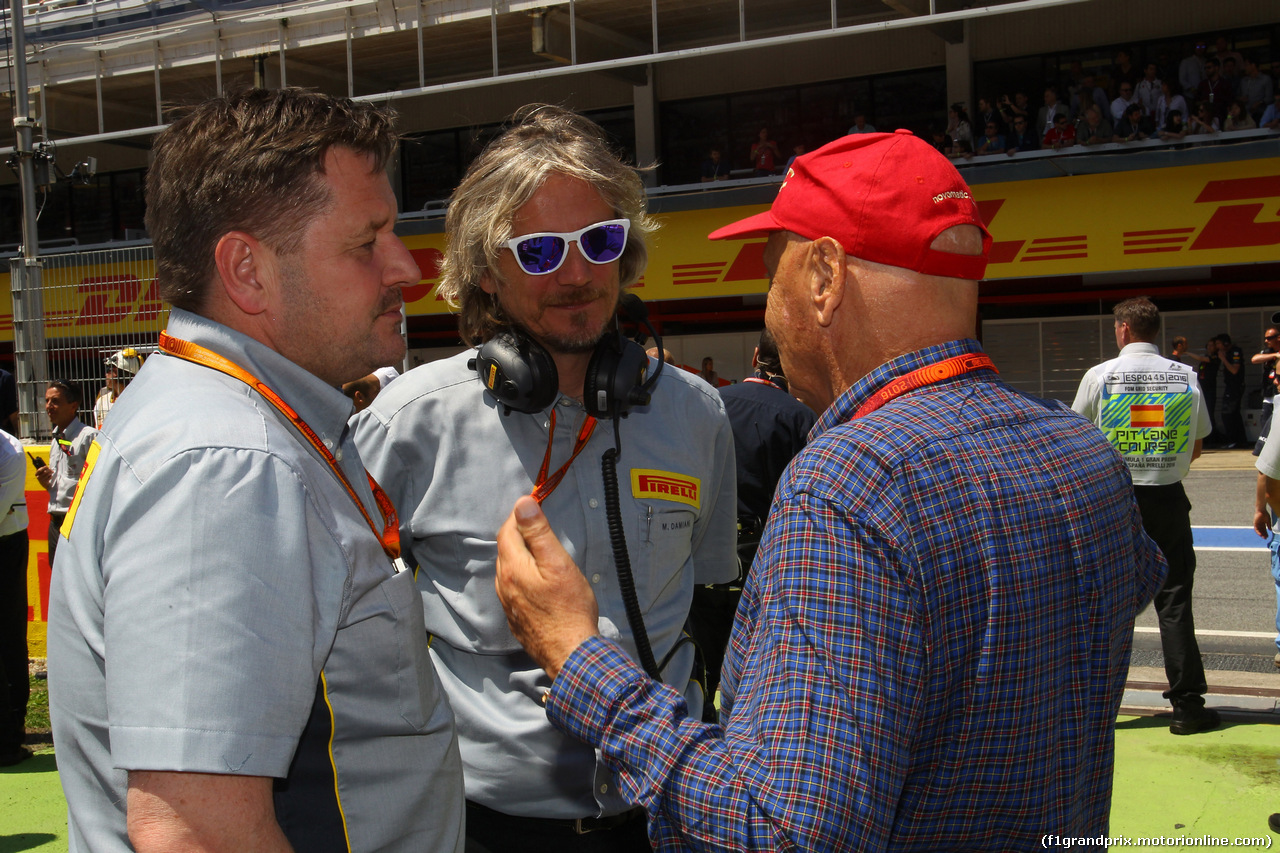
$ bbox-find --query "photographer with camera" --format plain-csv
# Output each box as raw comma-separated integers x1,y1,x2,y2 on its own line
998,91,1030,127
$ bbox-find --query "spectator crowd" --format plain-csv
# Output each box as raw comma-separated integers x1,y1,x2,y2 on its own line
938,38,1275,159
698,35,1275,178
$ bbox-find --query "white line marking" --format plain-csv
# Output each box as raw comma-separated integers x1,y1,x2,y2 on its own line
1134,626,1275,638
1194,546,1268,552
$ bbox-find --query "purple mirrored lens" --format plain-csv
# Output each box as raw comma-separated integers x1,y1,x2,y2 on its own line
579,223,627,263
515,236,566,274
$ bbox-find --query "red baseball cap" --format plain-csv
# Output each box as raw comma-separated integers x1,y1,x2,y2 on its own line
708,129,991,280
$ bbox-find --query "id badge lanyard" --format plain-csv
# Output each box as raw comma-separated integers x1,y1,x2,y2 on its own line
158,331,401,561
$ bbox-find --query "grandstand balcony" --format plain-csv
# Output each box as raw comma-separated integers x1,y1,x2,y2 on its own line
0,0,1276,399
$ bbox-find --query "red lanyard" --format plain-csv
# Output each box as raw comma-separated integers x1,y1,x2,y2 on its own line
531,407,597,504
853,353,997,420
157,332,401,561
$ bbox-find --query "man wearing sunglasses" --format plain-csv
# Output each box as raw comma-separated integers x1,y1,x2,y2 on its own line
353,105,736,852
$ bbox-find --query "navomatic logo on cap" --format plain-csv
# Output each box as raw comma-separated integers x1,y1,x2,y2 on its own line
709,129,992,281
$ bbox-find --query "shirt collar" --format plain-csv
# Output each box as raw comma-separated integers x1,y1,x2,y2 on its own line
53,415,83,439
813,338,989,440
164,308,354,446
1120,342,1160,357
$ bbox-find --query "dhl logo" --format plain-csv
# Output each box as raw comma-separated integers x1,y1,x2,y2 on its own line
662,162,1280,289
1130,403,1165,428
632,468,700,509
1117,179,1280,255
0,272,168,336
975,166,1280,270
5,159,1278,342
0,249,456,337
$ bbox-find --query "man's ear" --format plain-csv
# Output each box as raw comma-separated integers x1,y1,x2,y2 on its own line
809,236,846,328
213,231,272,316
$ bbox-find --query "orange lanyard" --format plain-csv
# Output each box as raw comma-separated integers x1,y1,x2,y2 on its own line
853,353,997,420
531,407,597,504
157,331,401,561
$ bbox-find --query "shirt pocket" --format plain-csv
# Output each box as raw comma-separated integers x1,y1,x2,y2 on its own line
637,507,696,609
381,569,440,731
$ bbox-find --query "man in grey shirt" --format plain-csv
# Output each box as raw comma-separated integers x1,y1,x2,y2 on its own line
34,380,96,566
47,89,463,853
354,105,737,852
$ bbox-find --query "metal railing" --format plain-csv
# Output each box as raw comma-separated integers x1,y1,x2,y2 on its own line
14,243,165,440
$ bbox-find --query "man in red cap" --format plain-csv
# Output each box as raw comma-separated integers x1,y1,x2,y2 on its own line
493,130,1165,849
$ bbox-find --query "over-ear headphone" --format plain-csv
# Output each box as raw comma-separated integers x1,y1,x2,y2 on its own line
469,329,560,414
469,293,664,417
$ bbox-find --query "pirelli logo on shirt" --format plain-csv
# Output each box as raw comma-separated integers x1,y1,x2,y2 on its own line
631,469,700,509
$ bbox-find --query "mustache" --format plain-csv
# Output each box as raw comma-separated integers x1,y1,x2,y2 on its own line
543,289,614,308
378,287,403,314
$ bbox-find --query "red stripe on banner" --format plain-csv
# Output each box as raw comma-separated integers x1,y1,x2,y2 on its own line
1123,227,1197,237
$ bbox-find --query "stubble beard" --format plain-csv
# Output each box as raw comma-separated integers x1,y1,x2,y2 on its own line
277,257,405,386
371,287,408,367
527,287,622,355
546,307,610,353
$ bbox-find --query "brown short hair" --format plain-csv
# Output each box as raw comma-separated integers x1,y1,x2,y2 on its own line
48,379,81,406
437,104,657,345
1113,296,1160,340
145,88,399,312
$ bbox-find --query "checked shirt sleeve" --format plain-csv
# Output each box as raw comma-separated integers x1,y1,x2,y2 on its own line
548,489,922,852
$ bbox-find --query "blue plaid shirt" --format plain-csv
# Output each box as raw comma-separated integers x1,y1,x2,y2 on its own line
548,339,1165,851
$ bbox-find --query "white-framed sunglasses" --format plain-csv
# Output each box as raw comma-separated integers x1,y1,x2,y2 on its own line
503,219,630,275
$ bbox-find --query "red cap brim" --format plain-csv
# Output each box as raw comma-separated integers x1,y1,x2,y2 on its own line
708,209,784,241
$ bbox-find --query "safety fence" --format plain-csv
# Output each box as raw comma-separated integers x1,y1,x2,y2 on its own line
8,243,166,441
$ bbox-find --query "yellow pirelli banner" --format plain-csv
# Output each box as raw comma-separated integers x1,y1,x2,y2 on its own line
2,155,1277,341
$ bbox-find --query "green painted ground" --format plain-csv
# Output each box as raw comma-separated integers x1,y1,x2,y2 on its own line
1,716,1277,851
0,746,63,853
1108,714,1280,849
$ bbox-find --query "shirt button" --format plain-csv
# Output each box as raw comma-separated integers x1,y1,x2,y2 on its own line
323,438,335,450
334,449,343,461
591,573,601,584
599,784,609,794
588,498,598,509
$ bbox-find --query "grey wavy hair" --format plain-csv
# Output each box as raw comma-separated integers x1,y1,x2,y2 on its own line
438,104,658,345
